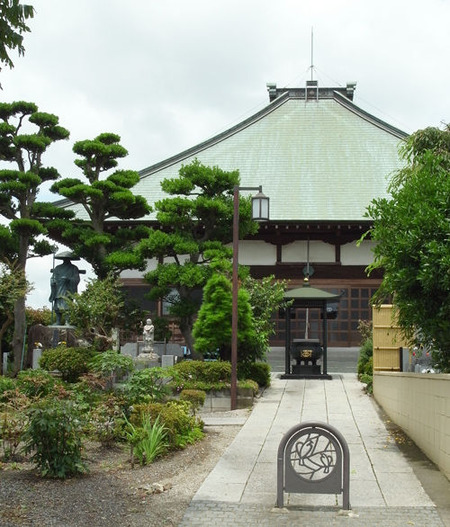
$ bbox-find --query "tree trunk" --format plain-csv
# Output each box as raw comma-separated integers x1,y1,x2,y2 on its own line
12,295,26,375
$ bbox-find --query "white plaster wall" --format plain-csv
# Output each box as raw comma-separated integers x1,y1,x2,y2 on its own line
340,240,375,265
121,259,158,279
374,372,450,481
239,240,277,265
282,240,335,263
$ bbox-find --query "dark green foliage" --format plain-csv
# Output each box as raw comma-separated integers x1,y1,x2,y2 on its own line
241,275,289,362
364,125,450,371
0,101,71,374
39,345,95,382
23,398,87,478
192,273,256,362
357,338,373,377
238,361,271,388
50,132,151,279
139,159,258,355
0,1,35,71
153,316,172,342
125,367,172,404
171,360,231,387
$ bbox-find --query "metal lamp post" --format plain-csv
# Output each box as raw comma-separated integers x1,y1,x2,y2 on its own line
231,185,269,410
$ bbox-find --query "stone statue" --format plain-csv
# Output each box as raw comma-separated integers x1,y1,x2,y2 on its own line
142,318,155,352
49,251,81,326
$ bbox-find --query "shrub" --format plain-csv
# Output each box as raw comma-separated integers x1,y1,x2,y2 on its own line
87,394,127,446
126,367,171,404
170,360,231,389
357,338,373,377
40,345,95,382
130,400,203,450
125,414,168,466
23,398,87,478
16,369,57,398
238,362,271,388
0,376,16,402
88,350,135,386
179,389,206,414
0,390,32,460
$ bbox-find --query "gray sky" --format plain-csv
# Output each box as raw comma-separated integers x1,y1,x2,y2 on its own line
2,0,449,308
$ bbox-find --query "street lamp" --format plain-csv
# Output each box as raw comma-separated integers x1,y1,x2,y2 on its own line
231,185,269,410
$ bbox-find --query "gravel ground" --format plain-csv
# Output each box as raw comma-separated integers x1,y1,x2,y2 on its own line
0,409,249,527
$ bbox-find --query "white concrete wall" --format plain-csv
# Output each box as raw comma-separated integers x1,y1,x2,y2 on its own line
374,372,450,480
282,240,335,263
239,240,277,265
340,240,375,265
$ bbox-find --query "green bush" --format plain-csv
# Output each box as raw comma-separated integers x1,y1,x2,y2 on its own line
125,414,168,466
130,400,203,450
179,389,206,413
357,338,373,376
88,350,135,383
23,398,87,478
40,345,95,382
238,362,271,388
170,360,231,384
16,369,57,398
126,367,171,404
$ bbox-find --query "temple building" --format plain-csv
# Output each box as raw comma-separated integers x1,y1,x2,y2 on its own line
118,80,406,346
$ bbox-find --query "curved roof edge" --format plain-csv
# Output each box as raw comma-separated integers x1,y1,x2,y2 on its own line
138,91,291,179
333,91,408,140
139,86,408,179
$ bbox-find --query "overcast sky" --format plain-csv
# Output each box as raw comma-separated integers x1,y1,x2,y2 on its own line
2,0,450,309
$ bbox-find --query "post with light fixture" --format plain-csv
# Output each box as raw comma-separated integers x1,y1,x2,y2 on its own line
231,185,269,410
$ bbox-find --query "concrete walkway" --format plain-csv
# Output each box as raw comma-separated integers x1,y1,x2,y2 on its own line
180,374,448,526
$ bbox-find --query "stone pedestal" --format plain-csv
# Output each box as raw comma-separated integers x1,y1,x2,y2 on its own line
134,352,160,370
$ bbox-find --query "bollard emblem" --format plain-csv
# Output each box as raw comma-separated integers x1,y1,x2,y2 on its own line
277,421,351,510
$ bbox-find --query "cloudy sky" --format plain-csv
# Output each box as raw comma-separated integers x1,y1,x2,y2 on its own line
2,0,450,308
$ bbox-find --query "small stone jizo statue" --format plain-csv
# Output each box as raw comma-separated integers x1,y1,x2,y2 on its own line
142,318,155,352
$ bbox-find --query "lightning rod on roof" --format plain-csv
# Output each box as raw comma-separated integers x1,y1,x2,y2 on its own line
310,27,314,81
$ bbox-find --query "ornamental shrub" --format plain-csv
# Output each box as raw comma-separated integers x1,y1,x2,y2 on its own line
124,414,168,466
0,389,32,460
125,367,171,404
0,376,16,402
238,362,271,388
179,389,206,414
88,350,135,386
130,400,203,450
171,360,231,385
87,394,127,446
40,345,95,382
23,398,87,478
16,369,57,398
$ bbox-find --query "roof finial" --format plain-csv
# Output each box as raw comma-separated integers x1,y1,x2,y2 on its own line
310,27,314,81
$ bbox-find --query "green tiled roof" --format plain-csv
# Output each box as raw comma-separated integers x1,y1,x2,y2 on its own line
62,86,408,223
